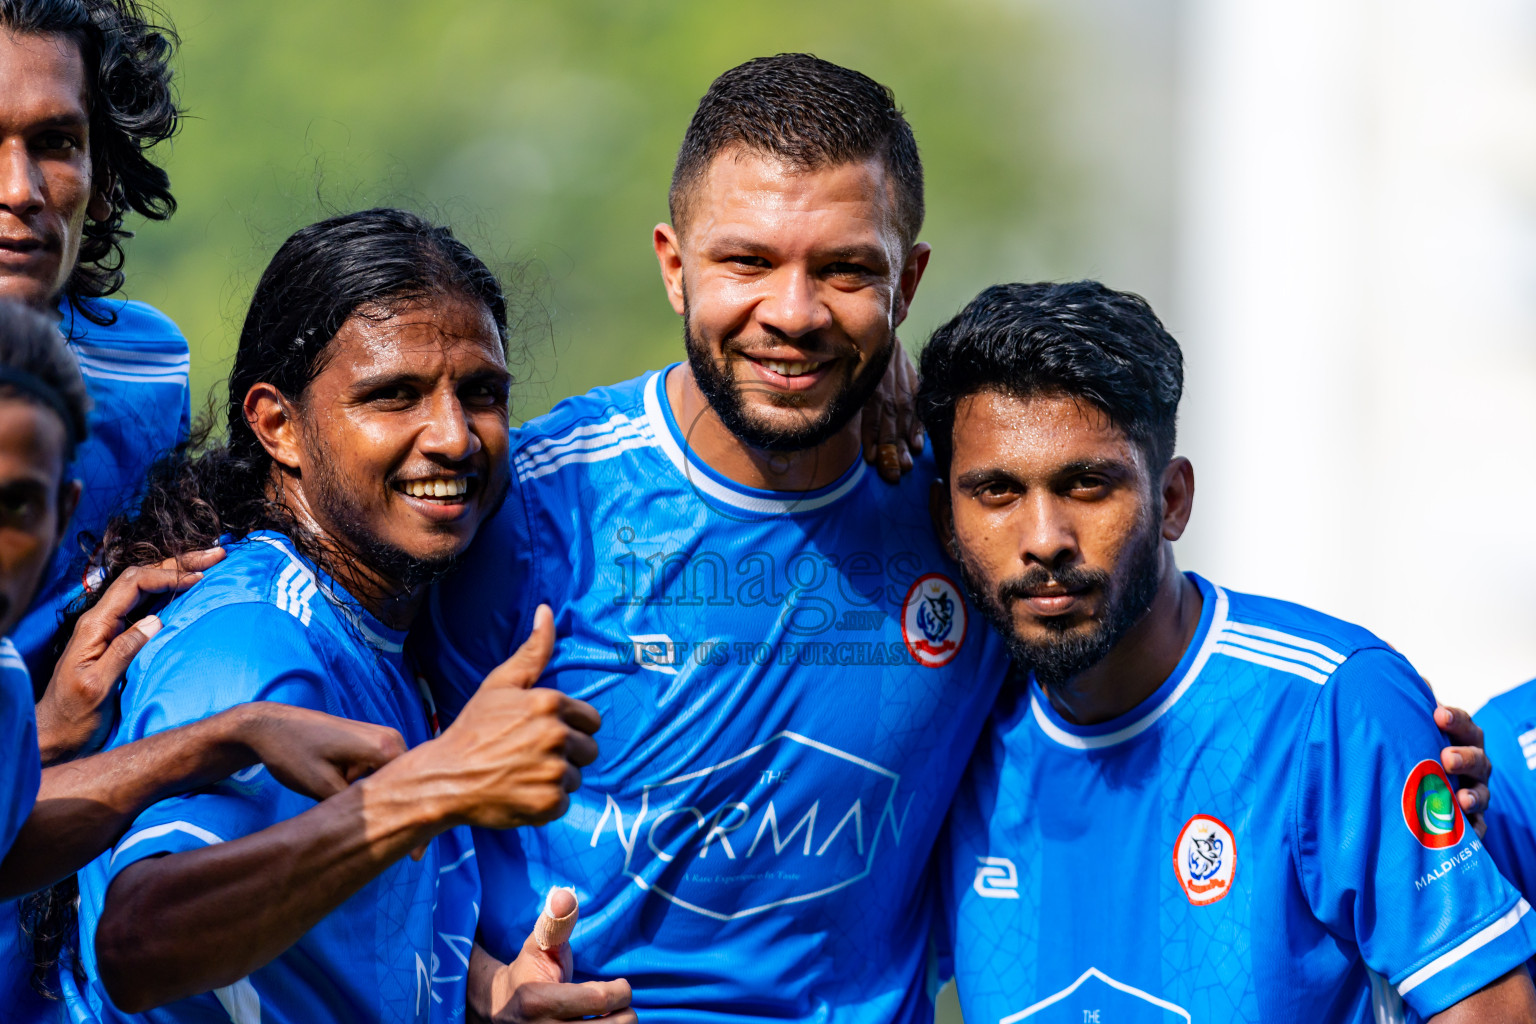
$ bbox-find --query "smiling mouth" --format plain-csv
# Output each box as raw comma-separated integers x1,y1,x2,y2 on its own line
757,358,823,377
394,476,473,503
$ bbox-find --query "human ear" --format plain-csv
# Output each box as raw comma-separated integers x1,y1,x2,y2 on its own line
894,243,931,327
1160,457,1195,542
653,223,687,317
244,383,304,472
929,479,961,562
56,479,81,538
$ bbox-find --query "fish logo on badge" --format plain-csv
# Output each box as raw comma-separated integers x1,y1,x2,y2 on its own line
901,574,967,668
1401,759,1466,849
1174,814,1236,906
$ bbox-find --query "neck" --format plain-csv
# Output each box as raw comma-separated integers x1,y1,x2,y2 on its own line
275,481,421,631
1040,557,1204,727
665,364,861,492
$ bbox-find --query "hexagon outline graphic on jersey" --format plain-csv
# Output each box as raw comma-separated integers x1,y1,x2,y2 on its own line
999,967,1191,1023
592,730,905,921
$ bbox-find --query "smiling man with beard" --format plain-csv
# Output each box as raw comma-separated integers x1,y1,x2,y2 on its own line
924,281,1536,1023
420,54,1012,1024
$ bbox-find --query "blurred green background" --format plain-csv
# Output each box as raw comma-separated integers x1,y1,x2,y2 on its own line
124,0,1088,424
118,6,1096,1018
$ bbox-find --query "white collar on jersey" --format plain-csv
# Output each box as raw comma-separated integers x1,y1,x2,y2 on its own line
642,368,868,517
1029,585,1231,751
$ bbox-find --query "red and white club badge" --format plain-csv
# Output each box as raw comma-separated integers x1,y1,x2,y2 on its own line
1174,814,1236,906
902,573,967,668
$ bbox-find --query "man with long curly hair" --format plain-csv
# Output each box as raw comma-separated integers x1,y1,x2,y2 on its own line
0,0,190,680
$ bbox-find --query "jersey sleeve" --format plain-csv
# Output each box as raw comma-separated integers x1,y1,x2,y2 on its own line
1295,646,1536,1016
0,647,39,860
416,461,536,721
1475,699,1536,907
102,603,330,881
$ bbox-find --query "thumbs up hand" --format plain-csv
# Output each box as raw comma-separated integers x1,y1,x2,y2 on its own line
426,605,602,831
469,889,636,1023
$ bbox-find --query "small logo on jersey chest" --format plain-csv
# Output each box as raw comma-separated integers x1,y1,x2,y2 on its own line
1401,759,1465,849
973,856,1020,899
901,574,966,668
1174,814,1236,905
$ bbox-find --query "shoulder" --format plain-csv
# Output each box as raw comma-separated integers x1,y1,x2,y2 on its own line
509,369,662,483
62,297,190,390
1479,679,1536,736
1211,581,1400,688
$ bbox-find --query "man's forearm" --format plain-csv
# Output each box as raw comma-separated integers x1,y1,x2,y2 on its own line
0,708,260,899
1428,967,1536,1023
96,748,451,1012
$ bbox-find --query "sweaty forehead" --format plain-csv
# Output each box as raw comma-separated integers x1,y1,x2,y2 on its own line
680,148,902,252
951,390,1143,474
318,297,506,377
0,31,89,127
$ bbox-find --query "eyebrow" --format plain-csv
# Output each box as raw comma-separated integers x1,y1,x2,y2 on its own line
348,365,512,393
29,113,88,130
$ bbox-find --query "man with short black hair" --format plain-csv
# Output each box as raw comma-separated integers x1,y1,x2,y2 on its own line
925,281,1536,1022
423,53,1007,1024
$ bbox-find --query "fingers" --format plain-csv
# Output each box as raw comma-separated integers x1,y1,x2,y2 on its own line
1458,783,1490,817
1442,744,1491,785
484,606,556,691
557,695,602,737
164,547,226,574
86,614,165,692
532,887,579,951
564,729,599,770
508,979,632,1022
1435,704,1485,751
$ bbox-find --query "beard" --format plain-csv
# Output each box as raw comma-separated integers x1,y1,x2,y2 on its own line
957,511,1166,692
303,444,462,593
683,301,893,454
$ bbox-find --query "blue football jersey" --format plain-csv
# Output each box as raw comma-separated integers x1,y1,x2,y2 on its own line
64,531,478,1024
12,298,191,678
942,574,1536,1024
0,638,51,1023
1475,680,1536,929
420,366,1011,1024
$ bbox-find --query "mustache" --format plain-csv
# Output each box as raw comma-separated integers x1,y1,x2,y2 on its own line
718,333,862,364
995,564,1111,603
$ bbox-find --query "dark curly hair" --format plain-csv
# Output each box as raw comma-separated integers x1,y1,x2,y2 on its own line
0,0,180,316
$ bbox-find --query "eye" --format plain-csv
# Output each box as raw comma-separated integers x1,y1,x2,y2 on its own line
726,255,770,270
824,262,870,277
971,479,1021,506
1066,475,1110,498
0,486,43,526
362,384,416,409
461,380,509,408
34,131,82,154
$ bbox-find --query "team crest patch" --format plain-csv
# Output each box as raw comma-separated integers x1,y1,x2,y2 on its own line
901,573,967,668
1401,759,1465,849
1174,814,1236,906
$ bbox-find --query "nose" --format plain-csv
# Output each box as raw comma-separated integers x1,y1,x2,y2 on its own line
0,138,44,218
419,389,482,464
1018,490,1079,571
755,265,833,340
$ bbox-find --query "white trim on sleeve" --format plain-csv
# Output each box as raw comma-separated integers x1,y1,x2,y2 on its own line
1397,898,1531,996
110,820,224,867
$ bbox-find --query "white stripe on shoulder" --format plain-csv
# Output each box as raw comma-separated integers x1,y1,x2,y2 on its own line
111,820,224,866
1398,898,1531,996
519,432,660,481
1220,621,1346,663
518,412,637,462
0,637,24,671
1212,642,1331,685
1214,632,1342,675
72,343,189,366
214,978,262,1024
249,535,399,651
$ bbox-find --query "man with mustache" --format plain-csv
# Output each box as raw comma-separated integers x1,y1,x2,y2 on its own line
420,54,1491,1022
926,281,1534,1022
0,0,193,680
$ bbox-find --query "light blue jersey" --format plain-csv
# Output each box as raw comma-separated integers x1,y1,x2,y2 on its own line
420,366,1011,1024
12,298,191,678
64,532,478,1024
1475,679,1536,939
942,574,1535,1024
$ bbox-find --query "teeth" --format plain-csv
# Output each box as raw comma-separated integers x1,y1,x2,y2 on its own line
402,478,469,498
763,360,821,377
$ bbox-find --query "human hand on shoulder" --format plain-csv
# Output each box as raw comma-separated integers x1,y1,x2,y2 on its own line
1435,704,1490,838
860,335,924,484
469,888,635,1023
35,547,225,764
226,703,408,801
415,605,600,831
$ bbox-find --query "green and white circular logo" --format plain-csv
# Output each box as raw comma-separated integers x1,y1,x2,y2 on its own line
1401,759,1465,850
